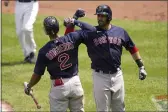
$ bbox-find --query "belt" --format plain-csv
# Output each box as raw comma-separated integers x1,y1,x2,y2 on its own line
50,73,77,80
94,68,121,74
18,0,36,2
54,78,64,87
51,73,77,87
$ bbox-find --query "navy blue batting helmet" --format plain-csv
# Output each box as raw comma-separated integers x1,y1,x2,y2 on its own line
94,4,112,21
43,16,59,35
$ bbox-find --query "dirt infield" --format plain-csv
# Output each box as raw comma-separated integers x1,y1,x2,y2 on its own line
1,1,167,22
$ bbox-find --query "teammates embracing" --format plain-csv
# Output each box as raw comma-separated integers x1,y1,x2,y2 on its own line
7,3,148,112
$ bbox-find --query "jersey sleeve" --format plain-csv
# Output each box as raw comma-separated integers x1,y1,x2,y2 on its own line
67,30,89,46
123,30,135,51
74,20,96,31
64,20,96,35
34,51,47,75
64,26,75,35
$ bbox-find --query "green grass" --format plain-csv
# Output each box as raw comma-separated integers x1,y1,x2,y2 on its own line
1,13,167,111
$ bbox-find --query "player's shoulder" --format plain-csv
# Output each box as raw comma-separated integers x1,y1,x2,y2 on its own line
112,25,131,36
111,25,126,32
39,40,55,54
56,35,73,43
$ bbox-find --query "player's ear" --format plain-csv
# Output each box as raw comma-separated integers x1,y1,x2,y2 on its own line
43,27,48,35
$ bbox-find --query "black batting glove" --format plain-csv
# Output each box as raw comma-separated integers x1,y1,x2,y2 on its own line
73,8,86,20
64,17,75,27
139,66,147,80
24,82,33,95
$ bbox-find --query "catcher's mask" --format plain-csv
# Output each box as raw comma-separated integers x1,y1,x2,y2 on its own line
94,4,112,21
43,16,59,36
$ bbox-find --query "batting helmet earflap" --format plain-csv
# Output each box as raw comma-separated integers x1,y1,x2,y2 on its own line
43,16,59,35
94,4,112,21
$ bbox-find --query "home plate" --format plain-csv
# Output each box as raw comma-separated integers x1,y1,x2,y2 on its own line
151,95,168,111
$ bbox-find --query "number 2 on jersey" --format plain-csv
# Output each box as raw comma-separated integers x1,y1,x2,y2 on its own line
58,53,72,70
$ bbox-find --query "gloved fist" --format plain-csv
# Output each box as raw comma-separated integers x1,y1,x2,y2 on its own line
73,8,86,20
24,82,33,95
64,17,75,27
139,66,147,80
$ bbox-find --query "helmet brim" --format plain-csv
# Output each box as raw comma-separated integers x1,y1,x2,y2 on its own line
94,12,108,15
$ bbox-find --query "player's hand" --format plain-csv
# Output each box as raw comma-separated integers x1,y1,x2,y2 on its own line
73,8,86,20
4,0,9,7
139,66,147,80
64,17,75,27
24,82,33,95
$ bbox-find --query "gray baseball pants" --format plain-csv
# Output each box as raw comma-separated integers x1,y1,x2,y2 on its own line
49,75,84,112
92,69,125,112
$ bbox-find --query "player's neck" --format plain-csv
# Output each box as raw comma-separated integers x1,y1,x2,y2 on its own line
100,24,112,30
101,24,111,30
49,35,59,40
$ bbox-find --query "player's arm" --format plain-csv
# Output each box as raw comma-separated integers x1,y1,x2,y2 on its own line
24,74,42,95
64,18,96,32
24,51,46,95
26,73,41,90
124,30,147,80
64,23,75,35
129,46,145,67
129,47,147,80
74,20,96,31
64,9,96,34
64,8,85,35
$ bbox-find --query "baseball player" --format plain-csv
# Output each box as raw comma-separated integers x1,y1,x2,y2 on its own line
4,0,39,63
65,4,147,112
23,11,96,111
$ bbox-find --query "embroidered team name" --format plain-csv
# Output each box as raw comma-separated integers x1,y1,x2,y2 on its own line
46,42,74,60
93,36,122,46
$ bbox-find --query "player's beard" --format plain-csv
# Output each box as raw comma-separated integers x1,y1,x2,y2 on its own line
98,20,109,28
